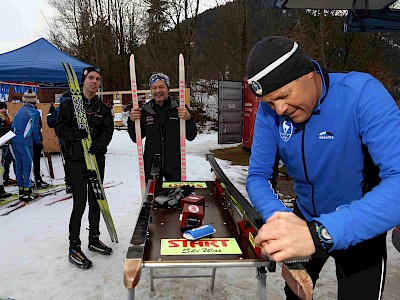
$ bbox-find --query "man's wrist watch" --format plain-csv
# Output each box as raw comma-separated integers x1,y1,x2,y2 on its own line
307,220,334,255
314,221,333,251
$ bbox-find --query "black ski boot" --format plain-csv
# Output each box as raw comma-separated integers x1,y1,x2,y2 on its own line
69,241,93,269
66,184,73,194
88,235,113,255
0,185,11,198
36,180,50,189
21,188,35,202
18,187,24,200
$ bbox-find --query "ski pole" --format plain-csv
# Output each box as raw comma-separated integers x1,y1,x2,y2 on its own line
41,150,54,186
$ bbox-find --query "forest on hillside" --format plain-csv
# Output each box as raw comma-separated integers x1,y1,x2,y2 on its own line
48,0,400,100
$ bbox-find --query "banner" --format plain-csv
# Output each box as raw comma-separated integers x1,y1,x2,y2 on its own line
160,238,242,255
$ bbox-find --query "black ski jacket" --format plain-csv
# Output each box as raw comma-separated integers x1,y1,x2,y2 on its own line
128,97,197,180
56,93,114,163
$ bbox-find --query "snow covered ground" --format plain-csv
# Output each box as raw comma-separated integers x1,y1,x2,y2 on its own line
0,130,399,300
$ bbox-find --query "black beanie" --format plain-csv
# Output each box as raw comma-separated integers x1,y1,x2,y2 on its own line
247,36,314,97
0,102,7,109
81,66,101,83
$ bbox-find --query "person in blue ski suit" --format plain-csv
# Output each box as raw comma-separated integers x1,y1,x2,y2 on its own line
11,89,41,201
246,36,400,299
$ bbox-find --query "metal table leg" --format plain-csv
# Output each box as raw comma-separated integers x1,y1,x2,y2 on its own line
210,268,217,290
150,268,155,292
127,288,135,300
257,266,267,300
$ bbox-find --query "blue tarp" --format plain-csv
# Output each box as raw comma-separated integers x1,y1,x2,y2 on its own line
0,38,91,83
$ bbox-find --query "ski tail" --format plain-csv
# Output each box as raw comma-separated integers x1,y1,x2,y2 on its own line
129,54,146,201
179,53,186,181
62,62,118,243
45,182,123,206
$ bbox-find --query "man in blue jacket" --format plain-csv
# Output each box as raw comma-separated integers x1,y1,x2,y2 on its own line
11,89,41,201
246,36,400,299
47,92,71,193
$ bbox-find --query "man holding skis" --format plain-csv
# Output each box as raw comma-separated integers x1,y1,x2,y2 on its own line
56,66,114,269
128,72,197,182
246,36,400,299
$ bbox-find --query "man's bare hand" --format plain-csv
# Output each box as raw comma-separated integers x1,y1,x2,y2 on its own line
130,107,142,121
177,106,191,121
255,212,315,262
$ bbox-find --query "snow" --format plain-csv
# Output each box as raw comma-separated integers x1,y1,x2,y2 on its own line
0,130,399,300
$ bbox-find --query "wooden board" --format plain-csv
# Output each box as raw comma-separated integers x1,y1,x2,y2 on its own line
7,102,60,153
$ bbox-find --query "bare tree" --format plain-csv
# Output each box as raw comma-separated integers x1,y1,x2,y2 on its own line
48,0,140,90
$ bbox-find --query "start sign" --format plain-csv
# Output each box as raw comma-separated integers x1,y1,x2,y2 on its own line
162,182,208,188
160,238,242,255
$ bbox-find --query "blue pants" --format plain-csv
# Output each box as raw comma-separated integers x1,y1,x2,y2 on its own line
11,142,33,189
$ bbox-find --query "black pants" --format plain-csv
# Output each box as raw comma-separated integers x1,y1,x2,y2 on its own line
68,155,105,243
33,143,42,182
60,144,71,186
285,204,387,300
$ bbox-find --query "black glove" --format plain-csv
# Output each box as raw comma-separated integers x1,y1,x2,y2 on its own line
180,185,194,197
73,128,88,140
48,103,55,114
89,142,106,155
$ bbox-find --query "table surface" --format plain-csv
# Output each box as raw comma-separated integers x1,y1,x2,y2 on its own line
143,181,262,263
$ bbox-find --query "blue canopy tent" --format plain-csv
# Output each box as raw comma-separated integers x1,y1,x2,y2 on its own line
0,38,93,101
0,38,91,84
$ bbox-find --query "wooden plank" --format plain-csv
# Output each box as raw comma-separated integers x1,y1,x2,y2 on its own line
7,102,60,153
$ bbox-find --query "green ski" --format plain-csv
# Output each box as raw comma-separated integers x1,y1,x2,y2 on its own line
62,62,118,243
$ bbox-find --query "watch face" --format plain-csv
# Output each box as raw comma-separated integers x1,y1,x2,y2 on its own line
320,227,333,242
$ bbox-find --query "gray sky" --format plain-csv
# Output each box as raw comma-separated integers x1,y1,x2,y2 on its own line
0,0,54,54
0,0,222,54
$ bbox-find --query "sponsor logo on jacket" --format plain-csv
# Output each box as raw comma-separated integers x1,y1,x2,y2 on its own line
279,117,293,142
145,116,154,125
318,131,334,140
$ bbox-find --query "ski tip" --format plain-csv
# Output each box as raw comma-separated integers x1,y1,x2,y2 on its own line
179,53,184,61
130,54,134,61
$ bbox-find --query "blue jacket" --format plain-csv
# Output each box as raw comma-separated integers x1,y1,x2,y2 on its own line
47,106,59,128
247,61,400,251
11,103,41,147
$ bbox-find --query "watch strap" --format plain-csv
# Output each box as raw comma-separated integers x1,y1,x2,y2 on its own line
307,221,329,259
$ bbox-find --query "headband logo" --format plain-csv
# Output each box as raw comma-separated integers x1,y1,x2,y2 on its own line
251,81,263,96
